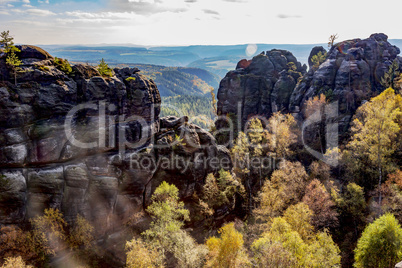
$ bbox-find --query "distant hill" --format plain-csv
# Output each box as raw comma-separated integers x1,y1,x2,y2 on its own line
40,40,402,81
117,64,220,97
40,43,326,79
40,45,201,66
160,94,215,129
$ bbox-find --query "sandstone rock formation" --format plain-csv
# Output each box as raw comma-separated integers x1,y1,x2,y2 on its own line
216,49,307,133
290,33,401,116
0,46,229,236
216,34,401,148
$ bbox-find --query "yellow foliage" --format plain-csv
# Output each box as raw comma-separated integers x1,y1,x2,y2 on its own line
283,203,314,241
0,256,32,268
68,215,95,250
304,94,326,118
30,208,67,257
205,223,250,268
126,237,162,268
266,112,296,158
0,226,34,263
344,88,402,190
256,161,309,221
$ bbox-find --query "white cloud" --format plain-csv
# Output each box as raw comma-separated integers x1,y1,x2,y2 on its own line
38,0,49,3
107,0,188,14
1,0,401,47
128,0,154,3
65,11,136,21
21,0,30,3
7,7,55,16
0,0,17,4
22,4,33,7
27,8,55,16
10,8,23,13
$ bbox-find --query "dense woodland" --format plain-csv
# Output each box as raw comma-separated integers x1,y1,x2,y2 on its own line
160,94,216,129
1,87,402,267
112,64,220,97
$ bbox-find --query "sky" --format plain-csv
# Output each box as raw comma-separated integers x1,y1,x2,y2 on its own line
0,0,401,46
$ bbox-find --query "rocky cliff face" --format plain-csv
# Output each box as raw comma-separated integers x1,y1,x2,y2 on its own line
216,49,307,132
0,46,228,235
216,34,401,143
290,33,401,115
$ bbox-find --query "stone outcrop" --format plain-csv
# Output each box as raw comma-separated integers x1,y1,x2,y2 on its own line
290,33,401,116
0,47,158,229
216,49,307,133
216,34,401,146
288,33,402,148
0,45,229,237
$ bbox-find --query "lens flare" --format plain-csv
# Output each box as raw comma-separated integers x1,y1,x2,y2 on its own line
246,44,258,57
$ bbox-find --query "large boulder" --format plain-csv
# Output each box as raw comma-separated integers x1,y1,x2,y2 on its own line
16,45,54,60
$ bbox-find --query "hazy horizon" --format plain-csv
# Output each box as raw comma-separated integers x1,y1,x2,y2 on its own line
1,0,401,46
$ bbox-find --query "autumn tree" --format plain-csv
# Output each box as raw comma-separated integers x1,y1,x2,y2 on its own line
378,170,402,223
245,118,266,186
333,182,367,231
0,226,35,265
304,94,327,119
167,230,208,268
252,238,297,268
354,213,402,268
141,181,206,267
255,161,309,222
210,87,217,116
309,160,333,186
332,182,367,267
68,215,95,250
126,237,162,268
231,131,252,210
201,170,245,215
344,88,402,205
265,112,296,158
30,208,68,260
303,94,327,154
143,182,189,257
282,203,313,240
302,179,339,230
0,256,32,268
253,211,341,268
205,223,250,268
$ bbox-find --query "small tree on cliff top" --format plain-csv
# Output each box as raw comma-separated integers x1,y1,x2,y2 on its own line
0,31,19,54
1,30,22,85
97,58,113,77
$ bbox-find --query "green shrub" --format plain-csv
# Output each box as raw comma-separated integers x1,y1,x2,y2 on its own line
37,65,49,72
97,58,113,78
125,77,136,82
54,57,72,75
354,213,402,268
